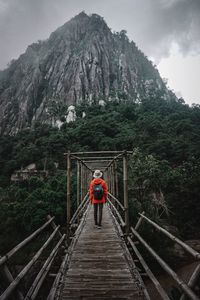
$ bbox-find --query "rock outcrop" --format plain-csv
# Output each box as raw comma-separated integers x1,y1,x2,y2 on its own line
0,12,169,135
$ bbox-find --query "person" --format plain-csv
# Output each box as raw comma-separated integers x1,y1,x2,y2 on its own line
89,169,108,229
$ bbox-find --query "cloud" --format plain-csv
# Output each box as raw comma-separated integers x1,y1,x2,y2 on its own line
0,0,200,68
139,0,200,60
0,0,77,68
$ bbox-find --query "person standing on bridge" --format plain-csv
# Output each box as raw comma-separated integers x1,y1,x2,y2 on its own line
89,170,108,229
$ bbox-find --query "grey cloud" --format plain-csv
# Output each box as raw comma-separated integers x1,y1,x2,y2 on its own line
105,0,200,60
133,0,200,60
0,0,200,69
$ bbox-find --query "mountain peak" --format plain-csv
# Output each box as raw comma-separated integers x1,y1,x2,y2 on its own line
73,11,105,22
73,11,88,20
0,13,168,135
69,11,109,35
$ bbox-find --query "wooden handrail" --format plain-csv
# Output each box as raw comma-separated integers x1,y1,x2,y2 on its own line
108,192,125,211
127,236,170,300
138,213,200,260
0,226,60,300
47,252,69,300
70,198,90,226
0,216,55,267
70,192,89,225
130,226,200,300
107,198,125,228
135,211,145,230
25,234,66,300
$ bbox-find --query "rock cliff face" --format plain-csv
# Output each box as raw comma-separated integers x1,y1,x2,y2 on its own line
0,12,168,135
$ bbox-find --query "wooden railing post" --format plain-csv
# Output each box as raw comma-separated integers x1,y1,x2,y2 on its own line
0,262,24,300
135,211,145,231
0,227,60,300
109,166,112,195
90,169,93,183
82,165,85,199
77,161,80,208
123,152,129,234
130,227,199,300
47,215,68,247
180,264,200,300
67,151,71,235
87,169,90,189
106,167,109,193
111,164,115,197
83,166,86,197
80,162,83,202
114,161,119,210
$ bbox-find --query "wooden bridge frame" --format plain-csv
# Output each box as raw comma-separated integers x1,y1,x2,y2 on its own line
64,150,200,300
65,150,132,236
1,150,200,299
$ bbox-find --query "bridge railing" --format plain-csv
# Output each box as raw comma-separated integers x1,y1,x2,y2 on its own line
107,195,155,293
69,192,90,228
0,216,66,300
63,150,200,299
128,213,200,300
106,191,200,300
107,194,126,228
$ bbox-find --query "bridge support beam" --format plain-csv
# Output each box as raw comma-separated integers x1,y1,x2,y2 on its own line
114,161,119,207
123,152,129,234
0,263,24,300
77,161,80,207
84,165,87,197
80,163,83,202
111,165,115,197
67,151,71,235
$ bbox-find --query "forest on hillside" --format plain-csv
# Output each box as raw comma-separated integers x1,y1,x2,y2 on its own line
0,93,200,256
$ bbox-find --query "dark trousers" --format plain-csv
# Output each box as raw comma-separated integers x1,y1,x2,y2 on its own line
94,203,103,225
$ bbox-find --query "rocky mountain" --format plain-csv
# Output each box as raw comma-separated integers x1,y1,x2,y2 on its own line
0,12,170,135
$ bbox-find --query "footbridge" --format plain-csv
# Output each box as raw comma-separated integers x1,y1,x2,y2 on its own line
0,151,200,300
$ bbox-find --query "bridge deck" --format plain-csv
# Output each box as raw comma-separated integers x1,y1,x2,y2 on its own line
59,204,148,299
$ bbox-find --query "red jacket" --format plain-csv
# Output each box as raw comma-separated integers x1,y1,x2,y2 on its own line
89,178,108,204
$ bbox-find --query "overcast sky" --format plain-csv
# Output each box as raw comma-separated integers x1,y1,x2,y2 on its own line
0,0,200,105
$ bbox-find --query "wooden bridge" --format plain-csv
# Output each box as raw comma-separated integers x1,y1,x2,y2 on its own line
0,151,200,300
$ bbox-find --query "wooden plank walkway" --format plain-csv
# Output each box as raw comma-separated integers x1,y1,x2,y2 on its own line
59,204,148,299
